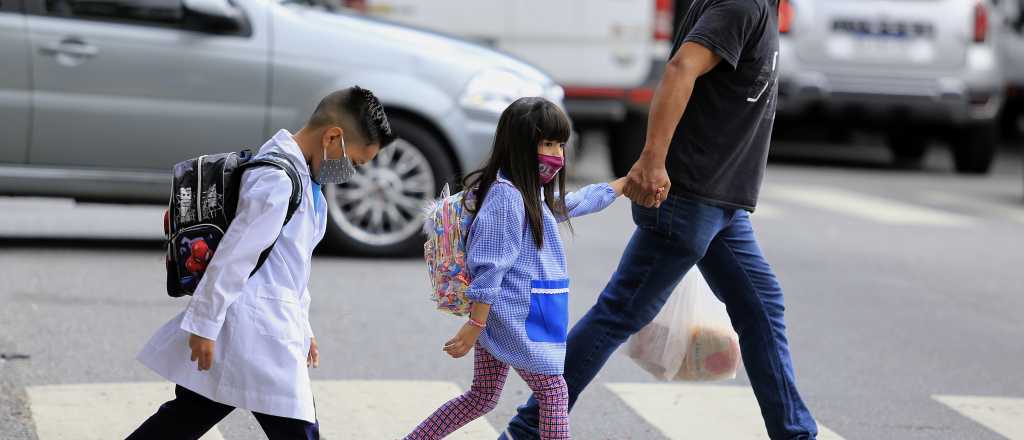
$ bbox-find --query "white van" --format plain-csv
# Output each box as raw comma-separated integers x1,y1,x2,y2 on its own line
994,0,1024,135
348,0,676,176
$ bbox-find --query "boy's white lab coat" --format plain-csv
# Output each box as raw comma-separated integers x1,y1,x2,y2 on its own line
138,130,326,423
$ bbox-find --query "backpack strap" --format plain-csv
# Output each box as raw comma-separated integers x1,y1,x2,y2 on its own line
238,152,304,278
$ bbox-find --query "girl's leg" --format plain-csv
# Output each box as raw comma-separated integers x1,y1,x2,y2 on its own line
405,343,510,440
515,370,570,440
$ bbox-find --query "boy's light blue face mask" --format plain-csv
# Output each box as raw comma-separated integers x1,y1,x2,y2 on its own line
315,135,356,185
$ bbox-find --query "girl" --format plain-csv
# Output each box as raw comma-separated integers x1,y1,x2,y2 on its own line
405,97,633,440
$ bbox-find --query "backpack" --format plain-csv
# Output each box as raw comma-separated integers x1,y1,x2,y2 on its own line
163,150,302,298
422,183,477,316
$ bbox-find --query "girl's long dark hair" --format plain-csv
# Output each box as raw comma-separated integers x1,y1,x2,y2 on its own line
463,97,572,248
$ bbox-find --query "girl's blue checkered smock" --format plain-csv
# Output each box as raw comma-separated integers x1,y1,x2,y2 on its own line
465,174,617,375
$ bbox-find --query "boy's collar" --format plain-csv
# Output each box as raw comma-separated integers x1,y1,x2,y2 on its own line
263,129,311,178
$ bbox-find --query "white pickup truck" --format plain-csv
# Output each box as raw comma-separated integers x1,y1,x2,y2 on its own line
348,0,676,176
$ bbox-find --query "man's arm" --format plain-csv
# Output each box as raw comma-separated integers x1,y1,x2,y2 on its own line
623,42,722,208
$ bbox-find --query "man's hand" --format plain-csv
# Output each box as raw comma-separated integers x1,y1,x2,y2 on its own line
443,324,482,359
623,152,670,208
307,337,320,368
188,334,215,371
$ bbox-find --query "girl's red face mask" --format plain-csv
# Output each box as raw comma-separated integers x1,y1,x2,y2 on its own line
538,154,564,184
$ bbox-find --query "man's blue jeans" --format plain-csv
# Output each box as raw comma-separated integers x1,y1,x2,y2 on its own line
505,195,818,440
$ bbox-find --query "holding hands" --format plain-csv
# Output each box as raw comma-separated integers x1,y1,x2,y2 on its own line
622,151,669,208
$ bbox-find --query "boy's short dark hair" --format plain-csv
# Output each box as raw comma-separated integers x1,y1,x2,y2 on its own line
308,86,397,147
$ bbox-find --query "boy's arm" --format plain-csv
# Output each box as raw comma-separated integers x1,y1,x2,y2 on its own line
180,168,292,341
303,286,313,339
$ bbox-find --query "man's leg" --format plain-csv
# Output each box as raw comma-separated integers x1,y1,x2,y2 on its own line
253,411,320,440
505,197,727,439
126,385,234,440
697,210,818,440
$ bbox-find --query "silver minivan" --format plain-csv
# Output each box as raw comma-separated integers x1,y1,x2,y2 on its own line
776,0,1006,174
0,0,564,255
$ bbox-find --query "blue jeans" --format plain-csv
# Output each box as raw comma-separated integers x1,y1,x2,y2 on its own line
505,195,818,440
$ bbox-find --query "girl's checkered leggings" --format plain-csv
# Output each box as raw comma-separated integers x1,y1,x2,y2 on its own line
404,343,570,440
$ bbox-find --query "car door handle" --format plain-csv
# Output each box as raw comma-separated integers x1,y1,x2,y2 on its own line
39,38,99,59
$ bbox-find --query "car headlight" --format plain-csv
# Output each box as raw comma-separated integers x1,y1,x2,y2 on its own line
545,84,565,104
460,69,548,115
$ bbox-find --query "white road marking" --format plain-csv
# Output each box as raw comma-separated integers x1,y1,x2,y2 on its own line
32,380,1021,439
751,204,782,219
934,395,1024,439
606,383,846,439
922,192,1024,225
26,382,223,440
314,380,500,439
766,185,975,227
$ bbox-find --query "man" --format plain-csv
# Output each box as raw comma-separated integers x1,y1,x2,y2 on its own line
502,1,819,439
129,86,395,440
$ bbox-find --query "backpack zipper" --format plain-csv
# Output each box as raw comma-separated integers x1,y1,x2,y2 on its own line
196,155,206,222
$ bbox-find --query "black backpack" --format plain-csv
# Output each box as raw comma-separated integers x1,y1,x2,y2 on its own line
163,150,302,298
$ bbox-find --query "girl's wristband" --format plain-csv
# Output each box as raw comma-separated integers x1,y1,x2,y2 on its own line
467,317,486,329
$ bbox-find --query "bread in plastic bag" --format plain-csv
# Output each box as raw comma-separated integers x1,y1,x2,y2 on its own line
626,268,741,382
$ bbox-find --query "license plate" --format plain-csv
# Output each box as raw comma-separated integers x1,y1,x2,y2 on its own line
826,35,935,64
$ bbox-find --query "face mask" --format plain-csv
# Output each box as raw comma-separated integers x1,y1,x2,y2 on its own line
315,135,356,185
538,154,564,185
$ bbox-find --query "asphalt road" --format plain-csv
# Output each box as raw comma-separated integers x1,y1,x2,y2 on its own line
1,137,1023,440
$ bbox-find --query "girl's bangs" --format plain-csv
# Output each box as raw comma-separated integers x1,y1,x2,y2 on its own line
536,105,572,143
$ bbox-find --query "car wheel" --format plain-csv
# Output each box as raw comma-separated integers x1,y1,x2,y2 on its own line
886,131,929,169
322,117,456,256
950,124,997,175
609,111,647,178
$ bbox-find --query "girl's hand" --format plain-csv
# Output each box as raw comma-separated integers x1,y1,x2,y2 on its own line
611,176,663,199
443,324,483,358
307,337,320,368
610,177,628,195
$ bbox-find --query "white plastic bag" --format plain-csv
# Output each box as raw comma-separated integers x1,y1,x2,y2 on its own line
626,268,742,381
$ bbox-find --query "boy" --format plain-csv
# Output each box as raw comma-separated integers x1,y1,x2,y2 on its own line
130,86,395,440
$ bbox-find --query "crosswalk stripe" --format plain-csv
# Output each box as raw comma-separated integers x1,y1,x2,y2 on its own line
314,380,500,439
766,185,975,227
751,204,782,219
921,192,1024,225
934,395,1024,439
26,382,223,440
606,383,846,439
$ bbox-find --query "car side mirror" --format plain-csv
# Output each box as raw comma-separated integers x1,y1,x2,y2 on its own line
183,0,246,34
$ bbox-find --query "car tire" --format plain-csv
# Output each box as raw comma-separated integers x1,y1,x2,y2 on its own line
950,123,997,175
609,111,647,178
886,131,929,169
322,117,456,256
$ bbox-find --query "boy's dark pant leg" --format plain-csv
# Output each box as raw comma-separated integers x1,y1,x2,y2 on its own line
126,385,233,440
127,385,319,440
253,411,320,440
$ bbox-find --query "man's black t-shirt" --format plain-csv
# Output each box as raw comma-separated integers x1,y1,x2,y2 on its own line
665,0,779,212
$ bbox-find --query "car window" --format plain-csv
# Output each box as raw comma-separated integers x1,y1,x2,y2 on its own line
43,0,183,26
